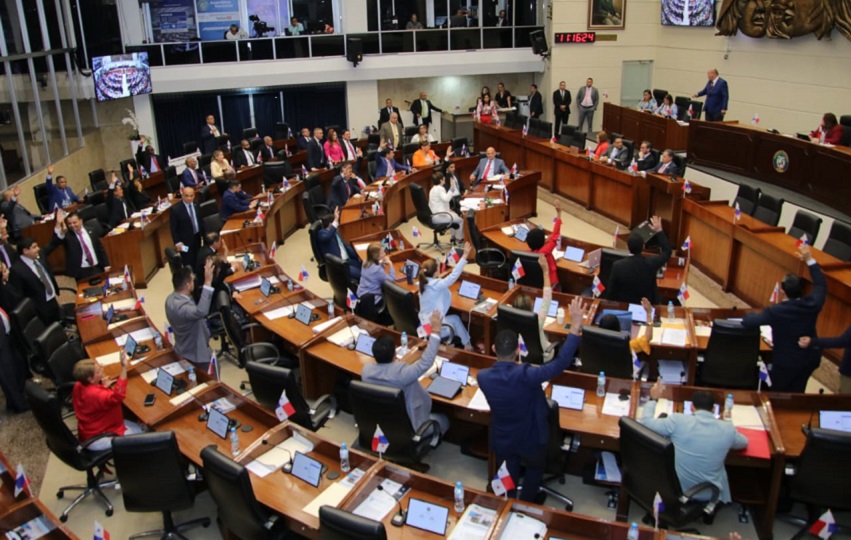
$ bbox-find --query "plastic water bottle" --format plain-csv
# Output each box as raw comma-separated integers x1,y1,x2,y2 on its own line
287,278,294,292
399,239,405,250
328,301,335,319
187,367,197,389
454,481,465,513
401,332,408,351
667,301,675,321
339,443,351,472
723,394,734,421
556,235,562,251
596,372,606,397
153,332,163,351
229,427,240,456
508,278,515,289
627,522,640,540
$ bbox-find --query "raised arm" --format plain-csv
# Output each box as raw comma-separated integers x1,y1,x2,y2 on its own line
524,297,585,385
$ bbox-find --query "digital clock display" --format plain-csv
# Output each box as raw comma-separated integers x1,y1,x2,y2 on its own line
554,32,597,43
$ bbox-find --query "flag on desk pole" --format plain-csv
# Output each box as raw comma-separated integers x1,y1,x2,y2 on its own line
795,234,809,248
681,236,692,252
522,122,529,137
682,178,692,195
208,352,219,381
94,520,110,540
518,335,529,357
757,360,772,391
123,264,131,285
592,275,605,298
299,265,309,282
301,164,308,178
511,163,518,176
653,492,665,530
346,289,358,311
275,390,296,421
491,461,515,497
372,425,389,455
511,258,525,280
14,464,29,497
770,282,780,303
269,241,277,259
751,113,760,125
134,295,145,311
809,510,837,539
613,226,620,248
632,349,642,380
412,226,421,238
688,103,694,118
678,283,690,305
734,202,742,222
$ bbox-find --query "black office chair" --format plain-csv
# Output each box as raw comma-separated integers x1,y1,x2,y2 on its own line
198,153,213,168
89,169,107,191
561,124,578,137
822,220,851,261
94,202,111,230
242,127,259,140
528,399,573,510
497,305,554,366
164,247,184,275
402,142,418,165
26,380,117,522
319,506,387,540
382,281,419,335
509,250,544,288
619,138,635,165
466,210,508,278
840,115,851,146
619,417,720,530
752,193,784,226
698,319,760,389
219,290,290,369
263,161,292,187
652,89,668,105
671,154,686,177
451,137,468,154
409,183,455,254
308,220,330,282
203,213,223,233
675,97,691,120
571,131,588,150
273,122,290,141
33,322,70,378
198,199,219,220
119,158,137,182
348,380,440,470
785,427,851,538
10,298,48,376
245,361,336,431
47,340,85,413
303,184,333,224
83,219,105,240
367,157,378,182
215,135,230,152
196,184,211,203
577,326,634,379
536,120,554,139
85,189,106,207
112,432,211,538
324,125,341,140
557,134,574,147
599,248,630,294
200,445,290,540
182,141,198,155
404,126,419,142
733,183,761,216
326,254,360,311
165,175,181,193
689,101,703,120
788,210,822,245
33,183,49,214
75,204,95,223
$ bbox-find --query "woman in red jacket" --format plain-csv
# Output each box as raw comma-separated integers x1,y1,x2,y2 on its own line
524,200,564,290
810,113,843,145
72,352,142,451
593,131,610,160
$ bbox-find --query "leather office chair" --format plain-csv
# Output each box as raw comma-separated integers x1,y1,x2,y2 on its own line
822,220,851,261
85,189,106,207
47,340,85,413
245,361,336,431
788,210,822,245
675,96,691,119
319,506,387,540
164,247,184,275
733,183,761,216
215,135,230,152
219,290,290,369
308,220,329,282
401,142,418,165
689,101,703,120
164,165,177,180
527,399,573,510
619,417,720,529
75,204,96,223
326,254,360,311
752,193,784,226
529,118,542,137
198,199,219,220
410,182,455,254
89,169,107,191
577,326,634,379
111,432,211,538
697,319,760,389
671,154,686,176
367,155,378,182
652,89,668,105
514,114,529,131
263,161,292,187
250,138,264,154
348,380,440,470
94,203,111,230
198,153,213,168
557,134,574,147
509,250,544,288
26,380,117,522
840,115,851,146
571,131,588,150
404,126,419,142
303,184,333,224
10,298,48,376
561,124,578,137
242,127,259,140
274,122,290,140
203,213,223,234
200,445,290,539
119,158,137,182
84,219,106,239
324,125,341,140
599,248,629,294
182,141,198,155
466,210,508,278
497,305,553,366
367,133,380,147
33,322,70,378
382,281,419,335
452,137,468,154
33,183,49,214
196,184,211,203
536,120,554,139
165,175,181,193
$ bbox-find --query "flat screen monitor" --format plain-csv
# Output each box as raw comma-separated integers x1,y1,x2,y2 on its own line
92,52,152,102
661,0,716,26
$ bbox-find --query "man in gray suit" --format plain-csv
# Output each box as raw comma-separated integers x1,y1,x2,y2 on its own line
378,112,404,150
602,137,630,170
165,260,214,368
362,309,449,440
469,146,510,187
576,77,599,133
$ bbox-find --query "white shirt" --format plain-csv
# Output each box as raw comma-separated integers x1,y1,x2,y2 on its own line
343,139,357,160
410,133,436,144
243,148,255,166
55,226,98,268
429,183,459,215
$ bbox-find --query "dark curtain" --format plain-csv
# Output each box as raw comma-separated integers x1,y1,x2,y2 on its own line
221,94,251,144
152,93,219,159
253,93,282,139
283,83,346,134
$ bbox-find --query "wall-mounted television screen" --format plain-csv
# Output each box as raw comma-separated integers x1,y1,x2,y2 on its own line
661,0,716,26
92,52,152,102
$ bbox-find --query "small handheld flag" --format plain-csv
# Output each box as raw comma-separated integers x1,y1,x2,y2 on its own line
688,103,694,118
94,520,110,540
372,425,389,454
448,249,461,264
14,464,29,497
551,136,557,144
613,225,620,248
208,352,219,380
491,461,515,497
770,282,780,303
734,202,742,222
134,295,145,311
632,349,642,379
411,226,420,238
417,322,432,338
299,266,309,282
602,91,609,99
269,241,277,259
522,123,529,137
795,234,808,248
751,113,760,125
301,164,308,178
757,360,772,390
275,390,296,421
678,283,690,304
461,144,469,157
653,492,665,530
681,236,692,251
592,275,605,298
809,509,837,539
346,289,358,310
123,264,131,284
682,178,692,194
518,334,529,357
165,324,174,345
511,163,518,175
511,258,525,280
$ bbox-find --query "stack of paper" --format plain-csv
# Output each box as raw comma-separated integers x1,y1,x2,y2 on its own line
114,327,155,346
263,305,294,320
602,393,631,417
760,325,773,346
460,199,483,211
95,351,122,367
107,276,126,287
499,512,547,539
353,478,407,521
640,398,674,418
313,316,343,334
327,326,367,348
233,276,262,291
500,226,515,236
102,298,137,311
660,328,688,347
302,469,367,517
448,504,498,540
208,397,236,414
731,405,765,430
245,435,314,477
467,388,490,411
169,382,210,407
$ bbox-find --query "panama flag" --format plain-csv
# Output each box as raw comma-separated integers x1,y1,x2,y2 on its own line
412,226,421,238
632,350,642,379
356,177,367,190
551,136,557,143
208,352,219,380
257,150,263,163
809,510,837,539
448,249,461,264
134,295,145,311
682,178,692,194
491,461,515,497
299,265,309,282
518,334,529,357
678,283,690,304
511,163,518,175
372,425,389,454
751,113,760,125
14,464,29,497
461,144,469,157
522,123,529,137
613,225,620,247
275,390,296,421
653,492,665,529
681,236,692,251
770,282,780,303
301,164,308,178
346,289,358,310
165,324,174,345
269,241,277,259
631,161,639,172
592,275,605,297
94,520,110,540
417,322,432,338
124,264,131,284
795,234,809,248
757,360,772,388
734,202,742,222
511,258,525,280
688,103,694,118
282,178,291,190
603,91,609,99
288,127,294,138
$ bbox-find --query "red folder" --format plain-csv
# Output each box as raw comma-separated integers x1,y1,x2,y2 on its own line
735,427,771,460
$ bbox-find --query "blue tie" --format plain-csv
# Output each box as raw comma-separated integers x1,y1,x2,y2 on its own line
188,203,198,234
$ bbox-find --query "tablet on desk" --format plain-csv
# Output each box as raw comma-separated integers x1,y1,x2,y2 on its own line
427,377,462,399
563,246,585,262
206,406,230,439
105,304,116,325
124,334,138,357
551,385,585,410
294,303,314,325
260,277,272,297
405,498,449,536
458,280,481,300
533,297,559,318
354,333,377,357
439,361,470,386
291,451,325,487
578,248,602,269
154,368,174,396
514,225,529,242
820,411,851,433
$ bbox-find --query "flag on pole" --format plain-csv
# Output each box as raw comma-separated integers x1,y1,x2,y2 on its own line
682,178,692,194
511,163,518,176
461,144,469,157
165,324,174,345
299,266,309,281
734,202,742,222
269,241,277,259
770,282,780,303
809,510,837,539
757,360,772,388
372,425,389,454
511,258,525,280
678,283,690,304
124,264,131,284
613,225,620,247
491,461,515,497
522,123,529,137
518,335,529,357
94,520,110,540
282,178,291,190
551,136,557,143
412,226,421,238
653,492,665,529
14,464,29,497
688,103,694,118
134,295,145,311
592,275,605,297
346,289,358,310
448,249,461,264
301,164,308,178
208,352,219,380
257,151,263,163
795,234,809,248
275,390,296,421
681,236,692,251
751,113,760,125
632,349,642,379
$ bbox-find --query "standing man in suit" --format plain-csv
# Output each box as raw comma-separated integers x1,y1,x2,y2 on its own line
317,207,362,280
297,128,311,150
410,92,443,128
692,68,728,122
378,112,404,150
106,176,135,229
327,163,363,211
306,128,327,170
45,210,109,280
527,84,543,119
258,136,276,162
195,232,235,305
377,99,403,128
577,77,599,133
134,135,163,174
478,298,586,501
232,139,257,170
0,220,18,270
606,216,671,305
650,149,681,176
220,180,257,220
743,245,825,392
469,147,510,186
1,186,36,240
200,115,226,155
0,258,29,413
170,186,205,268
181,157,206,188
603,137,630,170
44,165,80,211
10,237,61,325
552,81,572,136
166,261,214,369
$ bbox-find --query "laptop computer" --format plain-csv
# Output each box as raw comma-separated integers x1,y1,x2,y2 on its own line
427,376,463,400
578,248,602,269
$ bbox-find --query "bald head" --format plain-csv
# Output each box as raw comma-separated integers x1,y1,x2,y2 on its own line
181,186,196,203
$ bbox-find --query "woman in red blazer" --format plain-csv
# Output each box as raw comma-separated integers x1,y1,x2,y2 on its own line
810,113,843,145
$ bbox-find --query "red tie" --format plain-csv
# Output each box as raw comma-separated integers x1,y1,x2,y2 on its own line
0,306,8,334
483,160,492,179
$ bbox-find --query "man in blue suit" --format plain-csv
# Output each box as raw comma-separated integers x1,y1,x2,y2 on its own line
220,180,257,220
477,297,586,501
44,165,79,211
743,244,825,392
327,163,363,211
316,207,362,280
469,147,509,187
374,148,410,179
692,69,728,122
181,157,206,188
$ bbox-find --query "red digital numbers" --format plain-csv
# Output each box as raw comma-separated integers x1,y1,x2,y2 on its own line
555,32,596,43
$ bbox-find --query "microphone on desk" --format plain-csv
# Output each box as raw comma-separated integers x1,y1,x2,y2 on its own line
802,388,825,434
377,484,407,527
260,440,294,474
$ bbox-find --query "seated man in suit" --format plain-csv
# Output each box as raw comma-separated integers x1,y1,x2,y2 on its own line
378,112,404,150
106,175,136,229
165,262,214,369
606,216,671,305
297,128,311,150
170,186,205,268
45,164,80,210
630,140,658,172
316,207,362,280
327,163,364,211
181,157,206,188
306,128,327,171
602,137,630,170
362,309,449,441
220,180,257,221
258,136,276,162
195,231,235,305
1,185,36,240
650,149,681,176
232,139,258,170
134,135,164,174
469,146,509,187
45,210,110,280
10,237,61,325
375,148,410,179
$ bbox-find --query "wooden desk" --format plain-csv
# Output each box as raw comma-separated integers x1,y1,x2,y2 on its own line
100,204,174,288
767,392,851,458
220,217,266,252
262,181,304,245
645,173,711,247
83,317,164,362
0,499,78,539
339,196,386,243
247,291,337,359
603,103,689,152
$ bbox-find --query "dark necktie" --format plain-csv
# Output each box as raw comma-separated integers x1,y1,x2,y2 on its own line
34,259,55,297
0,245,9,267
188,203,198,234
77,230,94,266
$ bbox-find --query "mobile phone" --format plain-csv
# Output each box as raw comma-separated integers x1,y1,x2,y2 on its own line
144,393,156,407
